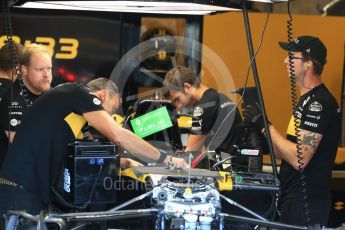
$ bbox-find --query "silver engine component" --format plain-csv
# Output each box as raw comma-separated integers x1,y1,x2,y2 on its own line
152,176,221,230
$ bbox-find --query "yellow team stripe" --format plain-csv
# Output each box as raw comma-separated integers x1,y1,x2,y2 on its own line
64,112,87,139
64,112,123,140
286,115,301,137
177,116,192,128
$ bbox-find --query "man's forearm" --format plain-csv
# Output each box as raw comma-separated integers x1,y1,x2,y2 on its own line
268,125,321,170
185,134,207,152
85,110,161,163
115,128,161,162
268,125,299,169
85,110,188,168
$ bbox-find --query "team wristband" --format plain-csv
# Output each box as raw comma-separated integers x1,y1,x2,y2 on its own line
157,151,168,164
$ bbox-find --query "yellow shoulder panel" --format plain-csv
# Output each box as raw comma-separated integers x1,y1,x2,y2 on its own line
286,115,300,137
177,116,192,128
64,112,87,139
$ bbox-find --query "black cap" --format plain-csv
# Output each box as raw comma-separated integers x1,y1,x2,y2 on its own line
279,36,327,65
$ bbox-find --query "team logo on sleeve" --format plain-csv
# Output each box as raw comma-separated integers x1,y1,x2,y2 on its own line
309,101,322,112
192,119,203,126
306,114,321,120
302,96,310,108
304,121,318,128
191,119,202,131
193,107,203,117
93,98,101,105
10,119,18,127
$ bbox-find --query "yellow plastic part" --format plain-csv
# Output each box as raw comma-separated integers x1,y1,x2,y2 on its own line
217,171,233,191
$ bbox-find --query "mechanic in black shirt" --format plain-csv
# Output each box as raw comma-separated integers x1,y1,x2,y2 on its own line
0,43,52,167
245,36,340,227
0,78,188,218
163,66,243,167
0,42,24,169
0,42,24,102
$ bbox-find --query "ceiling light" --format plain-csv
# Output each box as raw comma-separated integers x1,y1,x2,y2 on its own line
13,0,287,15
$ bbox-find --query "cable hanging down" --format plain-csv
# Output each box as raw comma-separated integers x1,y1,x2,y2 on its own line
286,0,311,225
3,1,33,108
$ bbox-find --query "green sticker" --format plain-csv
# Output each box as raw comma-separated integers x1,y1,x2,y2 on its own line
130,106,173,138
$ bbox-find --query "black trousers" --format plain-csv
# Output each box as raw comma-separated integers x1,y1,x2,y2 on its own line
279,196,330,227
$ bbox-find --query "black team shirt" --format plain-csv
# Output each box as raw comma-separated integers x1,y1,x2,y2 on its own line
190,88,243,153
0,80,40,166
0,79,12,100
279,84,340,202
0,83,103,207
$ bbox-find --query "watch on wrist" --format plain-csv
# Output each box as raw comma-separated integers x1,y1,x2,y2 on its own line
157,151,168,164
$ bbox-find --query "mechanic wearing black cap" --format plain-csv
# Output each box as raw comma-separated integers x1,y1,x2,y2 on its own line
244,36,340,227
